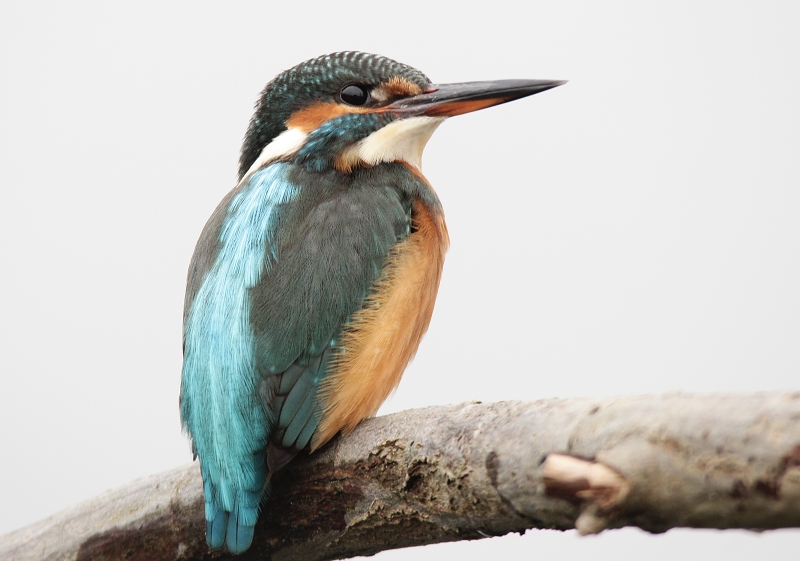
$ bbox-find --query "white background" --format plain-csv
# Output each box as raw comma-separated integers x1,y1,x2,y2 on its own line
1,1,798,558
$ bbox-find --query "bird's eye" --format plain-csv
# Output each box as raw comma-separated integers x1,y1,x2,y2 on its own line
340,84,369,106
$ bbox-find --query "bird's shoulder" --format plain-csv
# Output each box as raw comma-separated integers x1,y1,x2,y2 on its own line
249,162,429,373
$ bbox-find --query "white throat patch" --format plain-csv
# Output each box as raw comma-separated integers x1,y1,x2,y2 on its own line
341,116,446,170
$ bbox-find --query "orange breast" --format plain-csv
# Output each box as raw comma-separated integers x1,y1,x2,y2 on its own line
312,195,449,449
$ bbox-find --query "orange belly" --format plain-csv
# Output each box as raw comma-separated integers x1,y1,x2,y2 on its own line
312,195,449,449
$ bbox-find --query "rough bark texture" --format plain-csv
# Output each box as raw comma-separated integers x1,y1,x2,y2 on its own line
2,394,800,561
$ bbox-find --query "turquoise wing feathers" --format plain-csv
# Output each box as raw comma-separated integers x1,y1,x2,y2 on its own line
181,164,298,552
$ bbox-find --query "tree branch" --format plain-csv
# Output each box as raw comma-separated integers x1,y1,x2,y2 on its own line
3,394,800,560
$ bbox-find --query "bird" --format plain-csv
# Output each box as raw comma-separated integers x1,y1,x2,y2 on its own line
180,51,564,554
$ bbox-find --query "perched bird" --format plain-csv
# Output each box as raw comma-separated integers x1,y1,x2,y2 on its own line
180,51,563,554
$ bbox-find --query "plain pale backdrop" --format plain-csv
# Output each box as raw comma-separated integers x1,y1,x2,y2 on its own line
1,1,798,559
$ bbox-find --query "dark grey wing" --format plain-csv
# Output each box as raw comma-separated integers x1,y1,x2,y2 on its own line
251,177,411,463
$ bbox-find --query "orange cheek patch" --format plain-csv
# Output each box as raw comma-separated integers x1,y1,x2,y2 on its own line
384,76,423,97
372,77,424,103
312,197,450,450
286,102,361,133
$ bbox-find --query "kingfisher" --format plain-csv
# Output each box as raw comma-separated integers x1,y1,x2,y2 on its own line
180,51,563,554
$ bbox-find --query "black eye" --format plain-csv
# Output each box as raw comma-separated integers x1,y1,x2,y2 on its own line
340,84,369,106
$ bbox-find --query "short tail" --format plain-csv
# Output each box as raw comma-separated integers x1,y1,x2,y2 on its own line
206,493,260,554
202,461,268,554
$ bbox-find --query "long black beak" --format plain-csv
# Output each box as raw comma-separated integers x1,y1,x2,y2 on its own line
385,79,566,117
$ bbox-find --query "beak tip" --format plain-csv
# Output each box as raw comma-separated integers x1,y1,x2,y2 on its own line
540,79,568,91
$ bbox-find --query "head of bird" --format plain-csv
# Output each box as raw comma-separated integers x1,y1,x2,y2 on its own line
238,51,564,181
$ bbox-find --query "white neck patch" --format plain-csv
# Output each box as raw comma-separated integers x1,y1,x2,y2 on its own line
341,116,446,170
241,127,308,183
240,115,445,182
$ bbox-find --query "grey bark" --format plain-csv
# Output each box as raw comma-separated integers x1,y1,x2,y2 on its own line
2,394,800,561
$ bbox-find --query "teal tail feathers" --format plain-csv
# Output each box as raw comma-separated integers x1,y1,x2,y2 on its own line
202,458,268,554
